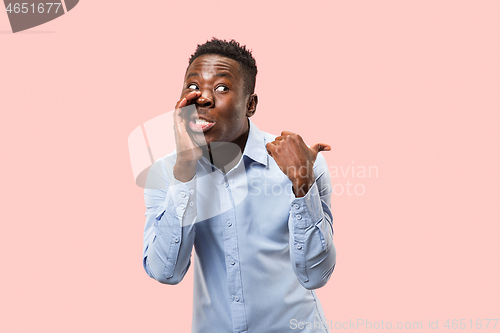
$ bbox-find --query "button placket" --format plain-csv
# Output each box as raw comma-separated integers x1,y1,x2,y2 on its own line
219,175,247,332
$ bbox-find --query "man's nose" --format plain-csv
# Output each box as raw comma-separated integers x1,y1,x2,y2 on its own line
196,90,214,107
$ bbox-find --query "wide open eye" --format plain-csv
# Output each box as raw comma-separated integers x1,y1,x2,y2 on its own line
215,85,228,92
187,83,199,90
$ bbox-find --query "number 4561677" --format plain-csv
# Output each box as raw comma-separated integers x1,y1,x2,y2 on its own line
6,3,62,14
444,319,498,329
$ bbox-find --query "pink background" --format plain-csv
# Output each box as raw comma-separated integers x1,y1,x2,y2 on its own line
1,1,499,332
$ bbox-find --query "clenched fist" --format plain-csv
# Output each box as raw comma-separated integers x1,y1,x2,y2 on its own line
266,131,331,197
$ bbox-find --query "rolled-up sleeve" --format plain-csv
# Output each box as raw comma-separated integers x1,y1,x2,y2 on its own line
288,152,336,290
142,158,197,284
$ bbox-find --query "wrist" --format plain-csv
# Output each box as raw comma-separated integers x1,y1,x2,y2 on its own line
291,177,314,198
173,162,197,182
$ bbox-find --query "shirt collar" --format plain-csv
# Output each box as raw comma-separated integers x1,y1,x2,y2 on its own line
198,118,269,170
242,118,269,167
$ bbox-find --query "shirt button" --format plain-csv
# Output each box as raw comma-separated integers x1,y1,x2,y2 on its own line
174,237,180,243
189,189,194,195
180,204,185,209
296,214,302,220
227,221,232,227
224,182,229,188
180,192,186,198
230,259,235,265
296,244,302,250
234,296,240,302
294,204,300,210
189,202,194,207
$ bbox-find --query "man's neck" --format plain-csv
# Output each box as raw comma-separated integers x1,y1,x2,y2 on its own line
202,121,250,174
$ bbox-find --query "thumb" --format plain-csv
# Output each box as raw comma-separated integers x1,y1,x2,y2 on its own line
310,143,331,154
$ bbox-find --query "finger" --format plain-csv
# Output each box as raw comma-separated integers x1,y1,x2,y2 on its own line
174,101,186,121
280,130,295,137
176,91,201,125
310,143,332,153
176,99,197,126
176,98,186,109
174,102,193,133
176,91,201,109
184,90,201,104
266,142,276,156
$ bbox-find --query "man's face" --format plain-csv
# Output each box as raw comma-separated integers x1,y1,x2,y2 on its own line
181,54,254,150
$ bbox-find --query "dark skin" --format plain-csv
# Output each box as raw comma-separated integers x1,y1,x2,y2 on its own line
266,132,331,197
173,54,330,197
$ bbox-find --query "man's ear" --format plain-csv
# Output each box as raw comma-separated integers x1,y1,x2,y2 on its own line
246,94,258,117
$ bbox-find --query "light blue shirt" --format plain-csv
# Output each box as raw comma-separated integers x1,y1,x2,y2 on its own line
143,119,336,333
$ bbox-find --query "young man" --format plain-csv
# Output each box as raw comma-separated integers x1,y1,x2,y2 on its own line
142,38,336,333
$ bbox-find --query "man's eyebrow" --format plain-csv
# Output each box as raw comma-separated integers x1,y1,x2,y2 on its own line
185,71,233,79
214,72,233,78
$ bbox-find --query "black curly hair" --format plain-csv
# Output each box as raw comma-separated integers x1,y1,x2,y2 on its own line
187,38,258,95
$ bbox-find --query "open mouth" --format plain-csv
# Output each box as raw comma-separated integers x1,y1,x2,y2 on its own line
189,118,216,132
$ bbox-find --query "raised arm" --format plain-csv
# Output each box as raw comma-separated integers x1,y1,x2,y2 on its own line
143,160,197,284
143,90,203,284
288,152,335,289
266,131,336,289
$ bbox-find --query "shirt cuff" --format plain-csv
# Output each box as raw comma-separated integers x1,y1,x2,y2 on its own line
290,181,323,229
165,175,197,219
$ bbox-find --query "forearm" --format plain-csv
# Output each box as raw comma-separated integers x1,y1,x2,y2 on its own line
143,161,198,284
144,210,196,284
289,180,336,290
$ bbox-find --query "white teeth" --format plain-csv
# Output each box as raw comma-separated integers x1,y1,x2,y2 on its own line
194,119,212,125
